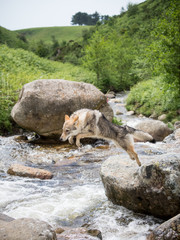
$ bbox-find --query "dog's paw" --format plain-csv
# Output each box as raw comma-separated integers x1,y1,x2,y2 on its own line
76,142,82,148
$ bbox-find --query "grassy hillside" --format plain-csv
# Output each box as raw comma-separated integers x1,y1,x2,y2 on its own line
0,44,96,133
16,26,92,43
0,26,28,49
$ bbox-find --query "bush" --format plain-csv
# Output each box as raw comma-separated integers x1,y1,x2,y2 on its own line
126,78,180,121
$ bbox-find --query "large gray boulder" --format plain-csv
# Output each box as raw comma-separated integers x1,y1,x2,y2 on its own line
135,119,172,141
11,79,113,138
100,154,180,219
0,217,56,240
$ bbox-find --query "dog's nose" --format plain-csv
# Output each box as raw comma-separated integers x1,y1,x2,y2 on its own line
60,137,63,141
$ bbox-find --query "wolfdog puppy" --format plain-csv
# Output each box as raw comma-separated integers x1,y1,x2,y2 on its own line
60,109,155,166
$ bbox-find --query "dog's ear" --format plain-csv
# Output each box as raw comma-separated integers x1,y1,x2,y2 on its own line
73,115,79,123
65,115,70,121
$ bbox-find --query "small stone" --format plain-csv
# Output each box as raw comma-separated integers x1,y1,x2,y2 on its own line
116,110,123,115
158,114,167,121
55,227,65,234
174,121,180,129
88,229,102,239
150,113,158,119
15,135,28,141
126,110,134,115
7,164,53,179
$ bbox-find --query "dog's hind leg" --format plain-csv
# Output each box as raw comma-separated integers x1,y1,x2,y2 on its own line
126,145,141,167
116,135,141,167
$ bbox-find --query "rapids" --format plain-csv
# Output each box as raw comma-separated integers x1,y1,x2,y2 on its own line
0,93,162,240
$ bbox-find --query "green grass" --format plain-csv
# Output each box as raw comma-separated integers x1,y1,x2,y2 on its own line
0,26,28,49
0,44,96,133
16,26,92,44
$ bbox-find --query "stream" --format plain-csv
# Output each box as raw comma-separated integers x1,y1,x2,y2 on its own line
0,93,162,240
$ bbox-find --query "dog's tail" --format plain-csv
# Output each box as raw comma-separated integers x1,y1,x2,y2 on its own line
124,125,156,143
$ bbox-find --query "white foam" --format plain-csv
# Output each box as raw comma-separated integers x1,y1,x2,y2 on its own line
89,202,160,240
2,181,106,226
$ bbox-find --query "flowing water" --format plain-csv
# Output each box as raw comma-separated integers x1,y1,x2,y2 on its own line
0,93,162,240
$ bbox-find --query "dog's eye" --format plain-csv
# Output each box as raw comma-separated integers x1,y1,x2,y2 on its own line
66,129,70,133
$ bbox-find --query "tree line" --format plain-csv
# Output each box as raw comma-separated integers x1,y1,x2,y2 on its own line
71,12,109,25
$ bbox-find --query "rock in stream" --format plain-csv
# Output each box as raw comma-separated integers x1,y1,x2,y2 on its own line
100,152,180,219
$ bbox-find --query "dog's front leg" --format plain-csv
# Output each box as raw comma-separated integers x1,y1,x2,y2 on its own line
76,132,94,147
68,136,74,145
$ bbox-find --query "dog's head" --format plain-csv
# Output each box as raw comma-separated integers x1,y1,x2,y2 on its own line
60,114,79,141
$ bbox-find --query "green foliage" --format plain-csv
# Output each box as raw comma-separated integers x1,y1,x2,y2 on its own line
0,45,96,133
81,0,180,121
82,29,138,92
112,117,123,126
125,0,180,122
126,78,180,120
127,3,139,17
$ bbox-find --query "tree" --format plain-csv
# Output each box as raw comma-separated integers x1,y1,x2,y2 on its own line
146,0,180,92
71,12,89,25
90,12,100,25
82,30,136,92
71,12,108,25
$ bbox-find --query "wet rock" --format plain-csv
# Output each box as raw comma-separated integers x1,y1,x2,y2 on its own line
7,164,53,179
175,128,180,142
174,121,180,129
0,214,14,222
100,154,180,219
0,218,57,240
135,119,172,141
147,214,180,240
11,79,113,139
163,133,176,143
163,128,180,143
56,227,102,240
